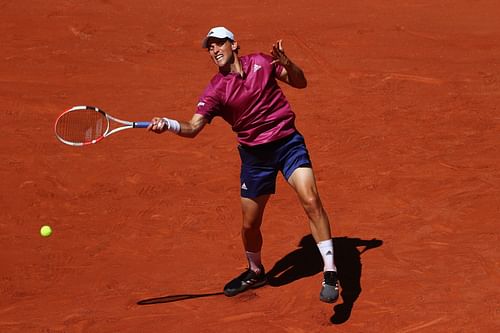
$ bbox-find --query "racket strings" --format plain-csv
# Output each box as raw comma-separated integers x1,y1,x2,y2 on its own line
56,110,108,144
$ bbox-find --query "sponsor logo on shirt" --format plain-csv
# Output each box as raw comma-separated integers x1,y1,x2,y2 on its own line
253,64,262,72
197,101,205,107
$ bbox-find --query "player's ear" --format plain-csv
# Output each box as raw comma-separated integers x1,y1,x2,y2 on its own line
231,41,239,51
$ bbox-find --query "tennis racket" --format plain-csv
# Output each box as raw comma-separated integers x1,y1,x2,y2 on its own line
54,105,150,146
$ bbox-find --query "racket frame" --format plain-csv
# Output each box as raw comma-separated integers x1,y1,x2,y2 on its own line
54,105,150,146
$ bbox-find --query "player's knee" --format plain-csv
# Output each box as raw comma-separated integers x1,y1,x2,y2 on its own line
301,194,323,218
242,217,262,231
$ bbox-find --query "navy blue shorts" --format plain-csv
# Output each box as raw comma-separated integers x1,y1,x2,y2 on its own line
238,132,312,198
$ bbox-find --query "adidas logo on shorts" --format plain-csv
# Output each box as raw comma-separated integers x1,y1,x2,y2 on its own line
241,182,248,190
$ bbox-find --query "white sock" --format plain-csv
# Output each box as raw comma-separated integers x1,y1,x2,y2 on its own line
245,251,262,273
317,239,337,272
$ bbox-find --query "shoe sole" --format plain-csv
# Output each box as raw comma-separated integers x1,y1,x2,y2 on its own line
320,295,339,303
224,279,267,297
320,284,339,303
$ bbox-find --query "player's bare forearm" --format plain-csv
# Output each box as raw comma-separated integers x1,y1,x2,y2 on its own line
282,61,307,89
177,119,205,138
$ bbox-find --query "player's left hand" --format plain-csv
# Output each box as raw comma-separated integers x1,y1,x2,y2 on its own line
271,40,291,67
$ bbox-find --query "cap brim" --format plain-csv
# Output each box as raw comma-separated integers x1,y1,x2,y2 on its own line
201,36,233,49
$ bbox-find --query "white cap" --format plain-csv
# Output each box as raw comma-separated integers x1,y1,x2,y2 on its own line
201,27,235,48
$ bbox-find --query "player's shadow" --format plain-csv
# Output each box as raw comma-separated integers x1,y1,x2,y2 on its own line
266,234,383,325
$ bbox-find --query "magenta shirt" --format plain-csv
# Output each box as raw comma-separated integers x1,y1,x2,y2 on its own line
196,53,296,146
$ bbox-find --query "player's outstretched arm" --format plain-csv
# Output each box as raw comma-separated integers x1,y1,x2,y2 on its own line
148,113,208,138
270,39,307,89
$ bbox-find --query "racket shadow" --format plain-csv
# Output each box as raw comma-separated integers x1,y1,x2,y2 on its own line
137,292,224,305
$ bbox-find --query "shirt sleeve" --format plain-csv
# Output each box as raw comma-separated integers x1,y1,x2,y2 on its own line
195,83,220,124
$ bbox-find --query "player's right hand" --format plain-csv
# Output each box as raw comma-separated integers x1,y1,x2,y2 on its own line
148,117,167,133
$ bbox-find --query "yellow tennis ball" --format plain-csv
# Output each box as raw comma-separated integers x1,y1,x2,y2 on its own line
40,225,52,237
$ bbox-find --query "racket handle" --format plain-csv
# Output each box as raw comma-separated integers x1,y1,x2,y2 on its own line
134,122,151,128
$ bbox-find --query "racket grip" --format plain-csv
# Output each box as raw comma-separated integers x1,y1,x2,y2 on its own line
134,122,151,128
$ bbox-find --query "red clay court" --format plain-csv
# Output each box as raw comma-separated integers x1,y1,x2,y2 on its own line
1,0,499,332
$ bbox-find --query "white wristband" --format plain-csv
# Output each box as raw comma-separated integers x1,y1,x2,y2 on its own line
162,117,181,134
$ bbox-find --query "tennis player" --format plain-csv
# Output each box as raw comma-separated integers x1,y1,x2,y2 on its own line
148,27,339,303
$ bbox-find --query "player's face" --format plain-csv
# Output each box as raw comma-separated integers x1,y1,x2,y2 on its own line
207,38,236,69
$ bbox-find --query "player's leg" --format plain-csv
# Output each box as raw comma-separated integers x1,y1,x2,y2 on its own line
240,194,270,254
223,195,270,296
287,167,340,303
224,144,275,297
287,167,331,242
